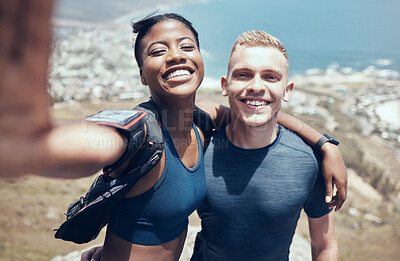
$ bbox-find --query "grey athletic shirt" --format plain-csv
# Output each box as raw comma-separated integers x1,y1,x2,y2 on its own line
191,126,332,261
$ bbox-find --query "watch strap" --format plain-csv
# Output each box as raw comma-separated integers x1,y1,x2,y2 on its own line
314,134,339,153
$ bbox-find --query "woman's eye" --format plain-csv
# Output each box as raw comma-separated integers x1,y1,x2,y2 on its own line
150,49,165,56
181,44,195,51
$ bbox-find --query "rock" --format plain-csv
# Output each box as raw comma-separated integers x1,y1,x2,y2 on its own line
363,213,383,225
350,222,361,229
348,207,362,217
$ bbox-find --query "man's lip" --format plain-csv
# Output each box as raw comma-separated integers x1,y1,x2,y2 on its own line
162,66,194,79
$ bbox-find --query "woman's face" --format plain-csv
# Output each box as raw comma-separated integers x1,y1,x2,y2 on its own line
139,19,204,101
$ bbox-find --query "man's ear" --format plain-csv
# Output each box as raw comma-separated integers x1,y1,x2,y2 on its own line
283,82,294,102
140,69,147,85
221,76,228,96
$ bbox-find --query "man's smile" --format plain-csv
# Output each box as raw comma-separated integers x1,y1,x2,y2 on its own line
240,99,271,107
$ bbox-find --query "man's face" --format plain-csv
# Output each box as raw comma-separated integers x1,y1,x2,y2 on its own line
222,46,293,128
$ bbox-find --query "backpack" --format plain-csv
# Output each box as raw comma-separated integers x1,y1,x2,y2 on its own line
54,98,216,244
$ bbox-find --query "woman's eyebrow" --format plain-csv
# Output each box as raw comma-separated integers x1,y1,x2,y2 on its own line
147,36,195,51
147,41,166,50
178,36,195,42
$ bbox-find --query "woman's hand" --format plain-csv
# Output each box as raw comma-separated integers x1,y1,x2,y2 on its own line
321,143,348,211
81,246,103,261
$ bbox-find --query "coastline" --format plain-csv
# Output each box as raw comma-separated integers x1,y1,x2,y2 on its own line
49,22,400,146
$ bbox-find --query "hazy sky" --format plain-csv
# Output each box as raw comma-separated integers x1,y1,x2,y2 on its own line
55,0,400,76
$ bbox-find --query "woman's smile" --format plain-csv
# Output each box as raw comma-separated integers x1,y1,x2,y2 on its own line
139,19,204,99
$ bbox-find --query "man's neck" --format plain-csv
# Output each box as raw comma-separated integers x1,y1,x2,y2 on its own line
226,118,279,149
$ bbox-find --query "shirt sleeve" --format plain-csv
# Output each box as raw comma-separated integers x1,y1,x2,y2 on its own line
303,169,333,218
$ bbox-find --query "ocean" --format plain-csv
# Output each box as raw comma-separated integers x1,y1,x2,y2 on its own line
52,0,400,138
158,0,400,79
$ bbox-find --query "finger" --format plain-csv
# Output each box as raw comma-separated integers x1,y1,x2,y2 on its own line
335,195,344,212
328,195,338,209
91,248,102,261
335,181,347,211
324,175,333,203
81,248,99,261
81,251,91,261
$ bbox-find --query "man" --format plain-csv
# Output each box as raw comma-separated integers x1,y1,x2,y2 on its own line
82,31,339,261
190,31,338,260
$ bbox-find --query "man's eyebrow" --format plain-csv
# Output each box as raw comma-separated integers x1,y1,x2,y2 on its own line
232,67,252,72
232,67,281,74
262,68,282,74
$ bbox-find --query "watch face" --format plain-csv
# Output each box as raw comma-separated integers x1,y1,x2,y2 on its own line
324,134,340,145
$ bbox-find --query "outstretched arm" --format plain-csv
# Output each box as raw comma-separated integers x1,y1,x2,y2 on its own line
277,112,347,211
0,0,126,178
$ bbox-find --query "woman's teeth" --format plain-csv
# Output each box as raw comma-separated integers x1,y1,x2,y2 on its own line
165,69,190,80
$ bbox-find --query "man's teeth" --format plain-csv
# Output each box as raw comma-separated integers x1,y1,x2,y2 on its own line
244,100,269,106
165,69,190,79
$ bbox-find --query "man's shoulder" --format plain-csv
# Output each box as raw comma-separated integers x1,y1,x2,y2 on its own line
278,126,321,174
278,126,317,157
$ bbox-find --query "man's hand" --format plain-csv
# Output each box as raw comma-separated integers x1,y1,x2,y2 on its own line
81,246,103,261
321,143,348,211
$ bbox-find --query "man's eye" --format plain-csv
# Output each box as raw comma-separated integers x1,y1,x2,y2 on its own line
264,75,279,81
236,73,250,78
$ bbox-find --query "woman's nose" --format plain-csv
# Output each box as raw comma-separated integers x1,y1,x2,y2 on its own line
166,47,185,64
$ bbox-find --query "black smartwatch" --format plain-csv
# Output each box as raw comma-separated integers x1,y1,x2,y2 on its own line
314,134,340,153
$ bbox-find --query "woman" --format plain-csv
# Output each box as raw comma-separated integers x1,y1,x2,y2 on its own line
80,13,346,261
98,13,208,260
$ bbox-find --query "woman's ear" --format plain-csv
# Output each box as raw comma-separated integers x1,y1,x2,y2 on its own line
140,69,147,85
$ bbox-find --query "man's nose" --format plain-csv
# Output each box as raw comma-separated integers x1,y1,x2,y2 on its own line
248,75,265,92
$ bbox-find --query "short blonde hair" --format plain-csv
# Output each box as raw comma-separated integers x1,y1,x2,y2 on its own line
228,30,288,71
